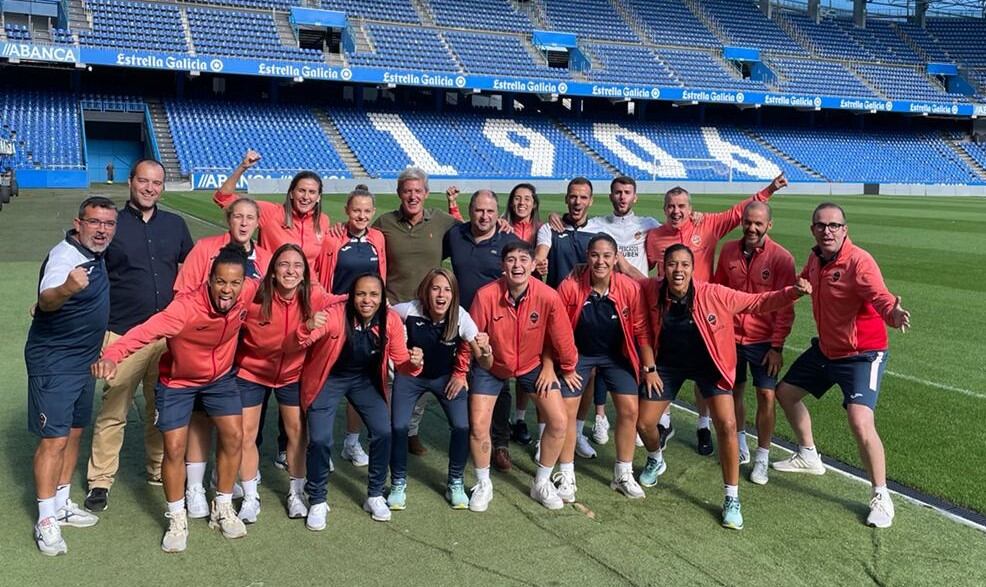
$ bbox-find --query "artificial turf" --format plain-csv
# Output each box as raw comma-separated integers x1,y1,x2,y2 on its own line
0,186,983,585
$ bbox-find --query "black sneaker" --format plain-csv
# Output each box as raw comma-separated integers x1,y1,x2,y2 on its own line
658,423,675,451
84,488,109,513
696,428,714,456
511,420,532,446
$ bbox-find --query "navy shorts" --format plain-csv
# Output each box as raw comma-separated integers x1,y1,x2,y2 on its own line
469,364,547,397
28,373,95,438
782,339,888,410
155,372,242,432
734,342,779,390
235,377,300,408
561,355,638,399
640,365,730,402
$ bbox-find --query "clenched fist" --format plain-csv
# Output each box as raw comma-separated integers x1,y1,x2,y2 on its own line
409,346,424,367
240,149,262,170
65,267,90,295
307,310,328,331
770,173,788,192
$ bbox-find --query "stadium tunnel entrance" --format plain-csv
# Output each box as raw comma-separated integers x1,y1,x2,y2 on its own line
82,113,151,185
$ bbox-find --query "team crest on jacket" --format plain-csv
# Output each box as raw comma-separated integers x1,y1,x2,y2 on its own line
239,309,248,321
706,313,717,326
761,268,771,281
831,271,842,283
530,311,540,324
621,307,630,318
691,234,702,246
634,231,642,240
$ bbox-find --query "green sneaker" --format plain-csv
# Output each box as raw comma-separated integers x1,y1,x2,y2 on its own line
446,479,469,510
638,456,666,488
387,481,407,511
722,496,744,530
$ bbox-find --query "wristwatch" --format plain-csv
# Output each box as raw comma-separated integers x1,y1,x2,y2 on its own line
642,365,657,374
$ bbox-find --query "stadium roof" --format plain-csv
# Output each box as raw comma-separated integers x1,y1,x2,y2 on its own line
808,0,985,18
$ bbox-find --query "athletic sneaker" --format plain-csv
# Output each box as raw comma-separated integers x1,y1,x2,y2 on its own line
186,484,209,519
721,496,744,530
56,499,99,528
552,471,577,503
658,423,675,451
468,480,493,512
697,428,714,456
530,478,564,510
238,496,261,524
35,516,67,556
772,449,826,475
84,487,108,513
575,434,597,459
273,451,288,471
147,474,163,487
306,502,329,531
342,441,370,467
511,420,532,445
634,433,644,447
287,492,308,519
611,473,646,499
638,455,667,487
750,461,770,486
446,479,469,510
592,414,610,445
867,493,895,528
738,440,751,465
387,481,407,511
161,510,188,553
363,496,391,521
209,500,247,539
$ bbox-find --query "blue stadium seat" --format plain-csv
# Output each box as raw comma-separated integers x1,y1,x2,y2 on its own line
348,24,458,72
431,0,532,33
0,90,84,169
79,0,187,52
445,31,566,78
187,7,321,62
541,0,637,42
696,0,803,54
767,58,877,98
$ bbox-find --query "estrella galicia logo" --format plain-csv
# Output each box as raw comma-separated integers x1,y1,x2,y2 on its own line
831,270,842,283
707,313,717,326
455,75,466,88
341,68,353,81
813,96,822,108
529,311,540,324
209,59,224,72
557,82,569,94
761,268,770,281
736,92,745,103
650,87,661,100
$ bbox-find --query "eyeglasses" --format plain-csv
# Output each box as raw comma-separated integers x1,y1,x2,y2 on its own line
811,222,846,233
80,218,117,229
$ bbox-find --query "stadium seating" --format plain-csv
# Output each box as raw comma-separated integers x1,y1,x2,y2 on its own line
80,0,187,52
696,0,804,54
836,19,922,65
166,99,350,178
319,0,419,23
445,31,565,78
430,0,532,33
656,48,766,90
4,24,31,41
584,44,679,85
853,64,966,102
541,0,638,42
781,14,873,61
926,19,986,67
187,7,322,62
348,24,457,72
961,141,986,170
767,58,876,98
0,90,83,169
183,0,298,9
892,21,953,63
624,0,720,48
51,28,75,44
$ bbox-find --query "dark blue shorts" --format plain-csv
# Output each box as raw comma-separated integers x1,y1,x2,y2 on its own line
782,339,888,410
28,373,95,438
735,342,779,390
469,364,547,397
561,355,638,399
640,365,730,402
235,377,300,408
155,372,242,432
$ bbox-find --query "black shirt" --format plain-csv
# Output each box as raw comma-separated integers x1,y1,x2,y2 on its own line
330,320,381,377
332,234,381,295
443,223,522,310
574,291,625,359
105,203,193,333
657,288,717,373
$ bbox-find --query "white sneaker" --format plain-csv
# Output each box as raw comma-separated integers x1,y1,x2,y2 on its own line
161,510,188,553
533,440,541,464
635,433,644,447
592,414,610,445
342,441,370,467
35,516,67,556
468,480,493,512
552,471,577,503
575,434,597,459
772,449,826,475
363,496,391,522
530,479,564,510
273,451,288,471
238,496,261,524
56,499,99,528
306,502,329,531
738,441,751,465
867,493,895,528
209,500,247,539
750,460,770,485
287,492,308,519
186,484,209,519
610,473,646,499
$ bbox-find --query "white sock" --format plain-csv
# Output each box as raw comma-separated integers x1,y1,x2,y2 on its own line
537,422,546,439
242,475,259,498
697,416,712,430
801,445,817,455
660,412,671,427
576,419,585,436
873,484,889,498
648,449,663,461
215,492,232,505
559,461,575,474
55,484,70,510
535,464,552,484
755,447,770,463
186,461,206,489
724,484,739,499
515,408,526,422
290,477,306,495
37,496,57,522
167,498,186,514
345,432,360,446
614,461,633,476
475,467,490,483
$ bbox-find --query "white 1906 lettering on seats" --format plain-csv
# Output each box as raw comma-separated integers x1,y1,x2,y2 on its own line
367,112,457,176
482,119,555,177
701,127,780,179
591,123,686,178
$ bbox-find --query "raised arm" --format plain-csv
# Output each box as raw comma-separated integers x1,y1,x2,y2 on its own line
706,174,788,240
214,149,262,206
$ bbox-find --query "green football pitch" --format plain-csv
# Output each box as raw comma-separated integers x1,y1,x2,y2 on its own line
1,186,984,585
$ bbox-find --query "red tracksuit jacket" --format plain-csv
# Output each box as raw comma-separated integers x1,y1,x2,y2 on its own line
173,233,272,295
713,236,797,347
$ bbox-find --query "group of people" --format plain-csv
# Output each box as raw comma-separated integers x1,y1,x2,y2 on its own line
26,152,910,556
